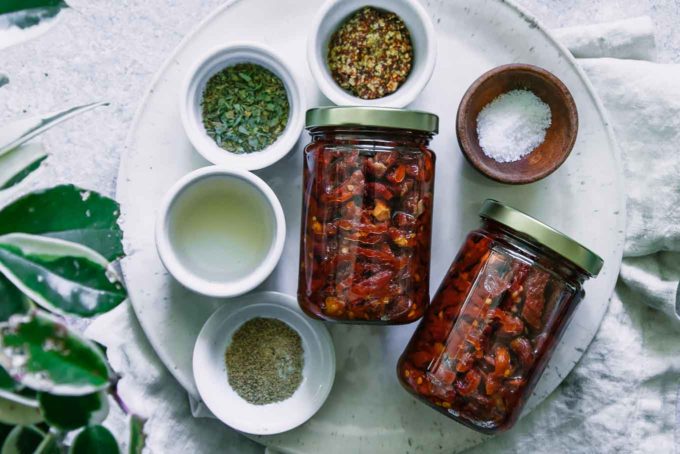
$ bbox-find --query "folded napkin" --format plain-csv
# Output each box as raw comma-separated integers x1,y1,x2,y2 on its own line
88,15,680,454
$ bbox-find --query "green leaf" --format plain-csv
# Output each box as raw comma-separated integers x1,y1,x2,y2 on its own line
0,367,16,391
0,311,112,395
38,391,108,431
0,143,48,190
69,426,119,454
33,433,58,454
0,423,11,447
0,1,67,16
0,233,126,317
0,185,124,261
0,274,31,323
0,425,44,454
0,394,42,425
0,1,68,51
127,415,145,454
0,369,36,400
0,102,106,158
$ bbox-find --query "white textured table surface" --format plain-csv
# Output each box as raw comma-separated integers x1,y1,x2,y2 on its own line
0,0,678,452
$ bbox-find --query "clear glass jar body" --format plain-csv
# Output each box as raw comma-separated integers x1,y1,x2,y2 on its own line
397,219,590,433
298,126,436,324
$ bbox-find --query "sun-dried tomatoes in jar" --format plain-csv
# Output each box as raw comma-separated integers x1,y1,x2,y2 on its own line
397,200,603,433
298,107,439,324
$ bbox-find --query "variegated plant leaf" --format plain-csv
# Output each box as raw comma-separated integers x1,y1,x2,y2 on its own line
69,425,119,454
0,423,10,446
0,394,42,426
0,143,47,190
0,102,107,157
0,367,16,392
38,391,109,431
0,273,31,323
0,311,112,396
1,425,45,453
34,433,59,454
0,0,67,16
0,1,68,51
0,233,126,317
128,414,146,454
0,185,124,261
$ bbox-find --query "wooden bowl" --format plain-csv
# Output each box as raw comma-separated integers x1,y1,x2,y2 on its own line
456,64,578,184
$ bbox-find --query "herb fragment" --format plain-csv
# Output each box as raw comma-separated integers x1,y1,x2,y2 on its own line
327,7,414,100
225,317,304,405
201,63,290,154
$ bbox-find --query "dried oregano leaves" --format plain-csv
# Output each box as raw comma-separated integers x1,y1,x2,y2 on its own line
201,63,290,154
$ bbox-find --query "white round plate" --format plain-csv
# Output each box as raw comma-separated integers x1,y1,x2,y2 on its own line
117,0,625,452
193,291,335,435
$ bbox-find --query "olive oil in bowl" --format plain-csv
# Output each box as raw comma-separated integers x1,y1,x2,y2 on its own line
168,175,275,283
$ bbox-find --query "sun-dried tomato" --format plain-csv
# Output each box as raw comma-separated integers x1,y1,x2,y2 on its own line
386,164,406,184
522,270,550,329
397,220,593,434
365,182,394,201
487,308,525,337
455,369,482,396
493,345,512,377
510,337,534,369
351,270,394,297
299,129,435,324
322,170,364,203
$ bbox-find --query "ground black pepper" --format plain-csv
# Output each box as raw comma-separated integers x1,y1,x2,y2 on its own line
225,317,304,405
327,7,414,100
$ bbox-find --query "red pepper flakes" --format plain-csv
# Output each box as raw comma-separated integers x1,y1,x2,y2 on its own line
327,7,414,100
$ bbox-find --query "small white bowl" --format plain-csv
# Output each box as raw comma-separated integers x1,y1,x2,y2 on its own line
180,42,305,170
308,0,437,108
155,166,285,298
193,291,336,435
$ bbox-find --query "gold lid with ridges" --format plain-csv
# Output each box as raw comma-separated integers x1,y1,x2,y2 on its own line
480,199,604,276
306,107,439,134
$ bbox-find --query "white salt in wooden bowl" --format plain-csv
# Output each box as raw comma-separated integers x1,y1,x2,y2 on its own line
456,63,579,185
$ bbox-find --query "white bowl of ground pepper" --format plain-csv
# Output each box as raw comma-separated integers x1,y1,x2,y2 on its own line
181,42,305,170
308,0,436,108
193,292,336,435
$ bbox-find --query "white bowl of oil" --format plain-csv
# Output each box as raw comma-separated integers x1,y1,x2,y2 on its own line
155,166,285,298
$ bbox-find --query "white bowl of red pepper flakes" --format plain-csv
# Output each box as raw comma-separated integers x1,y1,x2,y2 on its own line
308,0,436,108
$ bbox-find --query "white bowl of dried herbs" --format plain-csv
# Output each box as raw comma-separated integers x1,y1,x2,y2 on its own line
181,42,305,170
193,291,336,435
308,0,436,108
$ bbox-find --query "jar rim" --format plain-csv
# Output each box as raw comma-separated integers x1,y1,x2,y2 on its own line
479,199,604,276
306,107,439,134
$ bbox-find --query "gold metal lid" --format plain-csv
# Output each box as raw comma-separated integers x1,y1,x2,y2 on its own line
306,107,439,134
479,199,604,276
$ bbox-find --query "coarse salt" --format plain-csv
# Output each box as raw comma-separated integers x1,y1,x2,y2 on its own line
476,89,552,163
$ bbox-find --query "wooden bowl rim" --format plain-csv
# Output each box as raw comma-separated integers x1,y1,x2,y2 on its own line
456,63,579,185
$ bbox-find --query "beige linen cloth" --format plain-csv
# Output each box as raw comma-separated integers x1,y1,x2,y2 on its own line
89,16,680,453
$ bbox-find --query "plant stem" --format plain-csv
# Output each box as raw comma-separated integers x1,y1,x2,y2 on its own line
110,381,129,415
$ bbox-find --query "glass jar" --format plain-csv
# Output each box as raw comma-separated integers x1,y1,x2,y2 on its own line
397,200,603,433
298,107,439,324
